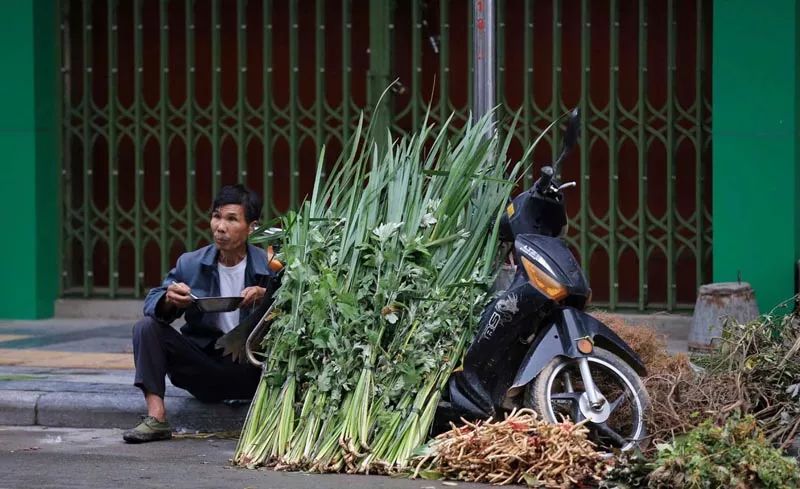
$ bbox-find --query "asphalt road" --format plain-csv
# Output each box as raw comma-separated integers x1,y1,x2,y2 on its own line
0,426,506,489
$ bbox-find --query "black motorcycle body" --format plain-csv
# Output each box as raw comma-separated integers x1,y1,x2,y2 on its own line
436,109,650,450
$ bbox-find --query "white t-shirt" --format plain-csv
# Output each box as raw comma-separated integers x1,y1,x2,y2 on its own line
217,258,246,333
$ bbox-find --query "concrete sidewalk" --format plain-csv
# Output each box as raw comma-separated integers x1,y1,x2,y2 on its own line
0,317,249,432
0,301,691,432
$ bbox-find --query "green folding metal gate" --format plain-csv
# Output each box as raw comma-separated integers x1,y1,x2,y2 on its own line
60,0,712,311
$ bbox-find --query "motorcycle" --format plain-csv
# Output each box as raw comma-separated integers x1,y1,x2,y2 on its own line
436,109,650,451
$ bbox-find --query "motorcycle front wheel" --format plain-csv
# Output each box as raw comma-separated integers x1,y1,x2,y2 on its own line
525,347,650,452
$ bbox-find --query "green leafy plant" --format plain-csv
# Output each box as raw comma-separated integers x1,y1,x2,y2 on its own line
604,416,800,489
233,104,548,472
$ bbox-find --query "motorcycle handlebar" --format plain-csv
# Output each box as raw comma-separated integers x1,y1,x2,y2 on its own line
536,166,555,195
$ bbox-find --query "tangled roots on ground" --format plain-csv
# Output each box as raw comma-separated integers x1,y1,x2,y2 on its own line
642,370,742,446
411,408,610,488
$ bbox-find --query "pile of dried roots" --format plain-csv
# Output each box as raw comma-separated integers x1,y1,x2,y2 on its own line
411,409,609,487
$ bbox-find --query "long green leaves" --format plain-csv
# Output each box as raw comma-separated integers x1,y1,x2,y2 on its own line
236,109,533,472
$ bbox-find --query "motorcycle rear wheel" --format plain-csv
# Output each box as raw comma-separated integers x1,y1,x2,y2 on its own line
525,347,650,452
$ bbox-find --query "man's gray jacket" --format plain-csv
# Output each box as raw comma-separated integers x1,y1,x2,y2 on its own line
143,243,276,348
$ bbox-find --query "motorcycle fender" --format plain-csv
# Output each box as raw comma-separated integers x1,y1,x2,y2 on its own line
506,307,647,398
580,311,647,376
506,321,568,398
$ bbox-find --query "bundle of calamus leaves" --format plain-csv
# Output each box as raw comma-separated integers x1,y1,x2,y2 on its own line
234,109,547,473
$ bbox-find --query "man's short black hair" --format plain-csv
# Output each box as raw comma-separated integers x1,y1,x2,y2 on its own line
212,184,263,223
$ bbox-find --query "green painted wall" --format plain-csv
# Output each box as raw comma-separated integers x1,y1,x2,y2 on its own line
797,0,800,305
713,0,800,313
0,1,59,318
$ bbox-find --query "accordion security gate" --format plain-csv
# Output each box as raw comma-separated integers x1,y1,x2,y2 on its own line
60,0,712,311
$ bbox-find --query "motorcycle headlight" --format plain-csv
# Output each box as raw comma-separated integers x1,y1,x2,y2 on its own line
521,256,568,301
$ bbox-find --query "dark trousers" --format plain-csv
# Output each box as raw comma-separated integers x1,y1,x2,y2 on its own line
132,317,261,401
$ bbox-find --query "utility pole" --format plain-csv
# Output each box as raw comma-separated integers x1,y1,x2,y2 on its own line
368,0,393,151
472,0,495,126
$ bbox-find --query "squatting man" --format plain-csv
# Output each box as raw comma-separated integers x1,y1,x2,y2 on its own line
123,184,277,443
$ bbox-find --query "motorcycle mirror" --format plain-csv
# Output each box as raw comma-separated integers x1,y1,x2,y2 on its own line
551,108,581,176
562,108,581,152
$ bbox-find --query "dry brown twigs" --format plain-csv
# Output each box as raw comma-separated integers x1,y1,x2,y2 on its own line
595,312,746,447
596,311,800,450
412,408,610,488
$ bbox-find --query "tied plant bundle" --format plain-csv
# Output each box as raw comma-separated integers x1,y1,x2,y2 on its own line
234,109,541,473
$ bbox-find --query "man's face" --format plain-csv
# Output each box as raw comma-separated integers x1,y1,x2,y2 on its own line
210,204,252,254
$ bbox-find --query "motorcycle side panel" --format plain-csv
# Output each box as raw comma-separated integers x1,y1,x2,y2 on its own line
506,321,564,398
507,307,646,396
506,307,586,397
443,272,551,417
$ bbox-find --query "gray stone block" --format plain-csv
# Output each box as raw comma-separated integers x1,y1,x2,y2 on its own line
0,390,41,425
35,390,248,432
55,299,142,320
37,391,142,429
168,397,248,432
615,313,691,339
0,379,134,395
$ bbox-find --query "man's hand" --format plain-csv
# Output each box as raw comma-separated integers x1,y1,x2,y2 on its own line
165,282,194,309
240,286,266,308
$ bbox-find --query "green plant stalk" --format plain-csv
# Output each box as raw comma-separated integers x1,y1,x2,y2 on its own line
239,387,282,466
385,320,471,467
332,366,374,466
359,414,399,470
306,387,350,469
234,377,269,457
302,393,327,461
285,385,319,465
363,290,480,467
373,389,425,464
387,372,442,466
290,387,315,443
311,420,345,472
239,355,297,464
317,312,387,468
274,358,297,458
233,283,298,465
359,393,412,470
